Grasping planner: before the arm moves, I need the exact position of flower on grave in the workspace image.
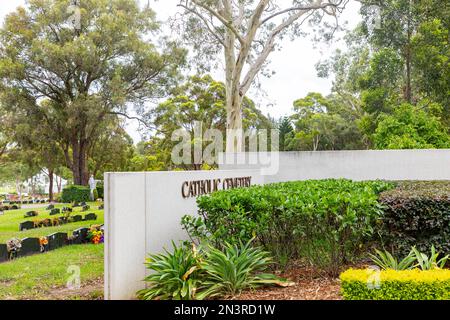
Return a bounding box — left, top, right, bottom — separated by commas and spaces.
39, 237, 48, 246
6, 238, 22, 252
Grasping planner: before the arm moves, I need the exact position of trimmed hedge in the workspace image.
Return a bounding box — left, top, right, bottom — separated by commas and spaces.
340, 268, 450, 300
61, 185, 91, 203
378, 181, 450, 256
184, 179, 393, 275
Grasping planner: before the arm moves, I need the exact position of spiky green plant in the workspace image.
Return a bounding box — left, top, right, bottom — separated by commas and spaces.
137, 242, 203, 300
411, 245, 449, 270
196, 240, 289, 299
369, 249, 416, 270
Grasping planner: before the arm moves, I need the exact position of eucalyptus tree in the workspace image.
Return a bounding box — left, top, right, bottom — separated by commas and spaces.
0, 0, 185, 185
177, 0, 349, 151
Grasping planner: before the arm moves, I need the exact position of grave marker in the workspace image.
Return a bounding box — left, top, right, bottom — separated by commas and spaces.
47, 233, 68, 250
17, 238, 40, 257
19, 221, 35, 231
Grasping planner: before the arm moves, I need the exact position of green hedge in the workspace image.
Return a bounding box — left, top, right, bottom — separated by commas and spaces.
340, 268, 450, 300
183, 179, 393, 275
378, 181, 450, 256
61, 185, 91, 203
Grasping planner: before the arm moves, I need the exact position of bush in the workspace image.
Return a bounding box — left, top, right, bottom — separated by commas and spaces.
377, 181, 450, 256
183, 179, 393, 275
137, 242, 205, 300
96, 182, 104, 199
340, 268, 450, 300
137, 240, 284, 300
197, 240, 287, 299
61, 185, 91, 203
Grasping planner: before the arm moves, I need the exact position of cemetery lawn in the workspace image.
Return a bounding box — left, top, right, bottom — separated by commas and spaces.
0, 244, 104, 300
0, 202, 104, 242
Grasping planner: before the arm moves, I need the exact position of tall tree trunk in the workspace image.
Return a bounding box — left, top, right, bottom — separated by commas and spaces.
48, 169, 54, 202
225, 86, 244, 153
71, 140, 89, 186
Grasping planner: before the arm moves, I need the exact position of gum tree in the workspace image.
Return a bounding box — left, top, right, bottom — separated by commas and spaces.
0, 0, 185, 185
177, 0, 348, 151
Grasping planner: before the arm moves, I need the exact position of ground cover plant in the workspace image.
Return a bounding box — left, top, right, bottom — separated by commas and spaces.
137, 240, 288, 300
183, 179, 394, 275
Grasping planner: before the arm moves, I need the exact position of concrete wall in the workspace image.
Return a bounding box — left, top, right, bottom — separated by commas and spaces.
219, 150, 450, 182
104, 170, 264, 300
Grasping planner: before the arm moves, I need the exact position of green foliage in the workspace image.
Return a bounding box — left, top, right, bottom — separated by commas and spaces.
369, 249, 416, 271
289, 93, 366, 151
137, 242, 202, 300
137, 240, 283, 300
197, 240, 284, 299
340, 268, 450, 300
61, 185, 91, 203
377, 181, 450, 256
183, 179, 393, 275
96, 183, 104, 200
373, 103, 450, 149
411, 245, 449, 271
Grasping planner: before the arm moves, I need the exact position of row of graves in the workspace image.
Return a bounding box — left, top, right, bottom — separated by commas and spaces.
0, 202, 104, 263
0, 198, 50, 212
0, 224, 104, 262
19, 203, 98, 231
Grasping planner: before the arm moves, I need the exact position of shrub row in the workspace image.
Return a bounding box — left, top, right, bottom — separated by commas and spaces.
61, 185, 91, 203
340, 268, 450, 300
183, 179, 393, 275
378, 181, 450, 256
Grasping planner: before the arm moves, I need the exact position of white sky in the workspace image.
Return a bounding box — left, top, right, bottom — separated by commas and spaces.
0, 0, 363, 142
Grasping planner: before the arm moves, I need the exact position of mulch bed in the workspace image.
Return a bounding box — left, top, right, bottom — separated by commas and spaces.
234, 264, 343, 300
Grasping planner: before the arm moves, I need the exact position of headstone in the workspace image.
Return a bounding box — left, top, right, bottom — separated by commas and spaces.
19, 221, 35, 231
98, 204, 104, 210
82, 205, 90, 211
84, 213, 97, 221
47, 232, 68, 251
49, 208, 61, 215
62, 207, 73, 212
24, 211, 38, 218
72, 227, 89, 244
80, 201, 87, 206
17, 238, 40, 257
58, 216, 68, 224
72, 215, 83, 222
0, 244, 8, 262
46, 204, 55, 210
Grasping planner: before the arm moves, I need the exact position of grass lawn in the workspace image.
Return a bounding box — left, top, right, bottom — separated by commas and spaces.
0, 244, 104, 300
0, 202, 105, 300
0, 202, 104, 242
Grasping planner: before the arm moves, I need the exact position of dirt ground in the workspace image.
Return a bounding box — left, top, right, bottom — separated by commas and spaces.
235, 265, 342, 300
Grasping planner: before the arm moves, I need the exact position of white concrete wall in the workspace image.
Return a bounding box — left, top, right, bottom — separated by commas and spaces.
104, 170, 264, 300
219, 150, 450, 182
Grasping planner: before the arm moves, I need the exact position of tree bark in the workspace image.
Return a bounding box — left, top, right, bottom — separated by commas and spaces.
48, 169, 54, 202
71, 139, 89, 186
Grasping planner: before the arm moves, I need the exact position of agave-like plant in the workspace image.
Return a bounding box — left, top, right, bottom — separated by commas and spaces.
411, 245, 449, 270
196, 239, 291, 299
137, 242, 203, 300
369, 248, 416, 270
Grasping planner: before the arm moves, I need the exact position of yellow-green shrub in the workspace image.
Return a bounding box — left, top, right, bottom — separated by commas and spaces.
340, 268, 450, 300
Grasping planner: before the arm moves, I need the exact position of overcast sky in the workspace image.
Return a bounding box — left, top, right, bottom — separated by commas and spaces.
0, 0, 363, 142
